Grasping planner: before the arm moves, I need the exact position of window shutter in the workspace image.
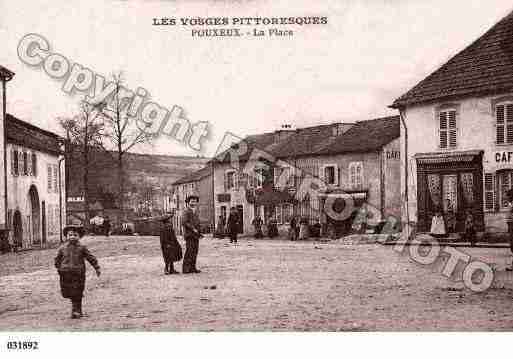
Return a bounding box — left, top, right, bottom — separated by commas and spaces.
32, 153, 37, 177
439, 112, 448, 148
48, 164, 52, 191
13, 150, 19, 176
22, 152, 28, 175
497, 105, 505, 144
234, 171, 239, 189
337, 167, 341, 186
357, 163, 363, 188
448, 111, 457, 148
18, 150, 22, 175
53, 165, 58, 192
223, 172, 227, 191
484, 173, 495, 211
506, 104, 513, 144
27, 153, 32, 176
10, 149, 14, 175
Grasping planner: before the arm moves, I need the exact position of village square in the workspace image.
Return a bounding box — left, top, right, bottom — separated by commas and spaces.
2, 2, 513, 332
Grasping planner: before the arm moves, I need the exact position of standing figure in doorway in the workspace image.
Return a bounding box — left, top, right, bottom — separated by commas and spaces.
181, 195, 203, 274
430, 209, 446, 239
103, 216, 111, 237
227, 207, 240, 243
462, 209, 476, 246
445, 199, 456, 233
216, 213, 226, 238
252, 215, 264, 238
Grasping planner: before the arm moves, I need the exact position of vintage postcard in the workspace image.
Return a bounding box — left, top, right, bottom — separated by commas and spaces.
1, 0, 513, 356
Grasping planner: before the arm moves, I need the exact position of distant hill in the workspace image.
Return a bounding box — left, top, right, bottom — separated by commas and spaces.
66, 148, 209, 207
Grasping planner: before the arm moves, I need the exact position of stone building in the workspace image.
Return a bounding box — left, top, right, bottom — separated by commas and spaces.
391, 10, 513, 234
212, 116, 400, 236
1, 65, 66, 249
171, 165, 214, 235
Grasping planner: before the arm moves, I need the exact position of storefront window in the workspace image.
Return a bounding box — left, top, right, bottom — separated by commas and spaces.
499, 170, 513, 208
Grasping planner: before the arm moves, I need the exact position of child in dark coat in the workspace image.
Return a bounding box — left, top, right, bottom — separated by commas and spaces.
463, 209, 476, 246
55, 226, 101, 319
160, 216, 182, 274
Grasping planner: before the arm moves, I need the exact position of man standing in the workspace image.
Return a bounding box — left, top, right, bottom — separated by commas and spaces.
227, 207, 240, 243
181, 195, 202, 274
103, 216, 111, 237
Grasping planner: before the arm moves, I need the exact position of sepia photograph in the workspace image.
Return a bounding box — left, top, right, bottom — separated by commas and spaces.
1, 0, 513, 356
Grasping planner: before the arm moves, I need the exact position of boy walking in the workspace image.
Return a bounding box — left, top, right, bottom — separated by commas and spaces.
55, 225, 101, 319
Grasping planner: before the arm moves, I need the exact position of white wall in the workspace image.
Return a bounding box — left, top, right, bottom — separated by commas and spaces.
7, 143, 65, 247
401, 93, 513, 232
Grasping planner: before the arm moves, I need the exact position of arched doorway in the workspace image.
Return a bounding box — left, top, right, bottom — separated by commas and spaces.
28, 185, 41, 245
13, 210, 22, 248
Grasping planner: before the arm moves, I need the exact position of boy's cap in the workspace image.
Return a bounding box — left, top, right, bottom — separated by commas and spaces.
63, 225, 85, 238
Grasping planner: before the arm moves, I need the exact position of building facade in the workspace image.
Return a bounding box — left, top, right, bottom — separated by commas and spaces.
171, 165, 214, 235
0, 66, 65, 250
212, 117, 401, 236
392, 11, 513, 234
6, 114, 66, 248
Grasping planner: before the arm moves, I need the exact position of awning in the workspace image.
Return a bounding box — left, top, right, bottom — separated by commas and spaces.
251, 186, 296, 206
414, 150, 483, 165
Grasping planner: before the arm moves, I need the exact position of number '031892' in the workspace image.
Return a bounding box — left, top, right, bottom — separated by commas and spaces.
6, 341, 39, 350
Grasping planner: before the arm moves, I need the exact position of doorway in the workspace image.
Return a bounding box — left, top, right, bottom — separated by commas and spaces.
13, 210, 22, 248
28, 185, 41, 245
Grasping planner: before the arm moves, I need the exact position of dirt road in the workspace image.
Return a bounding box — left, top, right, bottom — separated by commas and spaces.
1, 235, 513, 331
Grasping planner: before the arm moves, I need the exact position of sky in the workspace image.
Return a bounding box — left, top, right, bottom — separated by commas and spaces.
1, 0, 513, 158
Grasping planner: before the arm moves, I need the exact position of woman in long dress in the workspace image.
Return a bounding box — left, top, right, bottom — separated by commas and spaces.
430, 210, 446, 238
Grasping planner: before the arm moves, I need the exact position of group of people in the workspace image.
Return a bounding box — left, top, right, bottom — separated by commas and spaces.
430, 207, 476, 245
215, 207, 241, 243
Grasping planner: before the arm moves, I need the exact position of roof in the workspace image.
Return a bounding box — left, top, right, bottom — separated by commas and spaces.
269, 124, 341, 157
212, 131, 284, 164
315, 116, 400, 155
6, 114, 62, 155
0, 65, 14, 81
213, 117, 399, 164
392, 10, 513, 108
173, 165, 212, 185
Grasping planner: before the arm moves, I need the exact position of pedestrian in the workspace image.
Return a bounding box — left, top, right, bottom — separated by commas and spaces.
463, 209, 476, 246
54, 225, 101, 319
430, 209, 446, 239
160, 215, 182, 274
445, 199, 456, 233
216, 213, 226, 238
267, 218, 278, 238
311, 219, 321, 238
103, 216, 111, 237
181, 195, 203, 274
252, 215, 263, 238
227, 206, 240, 243
289, 216, 297, 241
299, 217, 309, 240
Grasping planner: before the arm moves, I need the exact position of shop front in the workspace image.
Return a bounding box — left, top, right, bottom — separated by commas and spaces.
319, 189, 368, 238
415, 150, 484, 233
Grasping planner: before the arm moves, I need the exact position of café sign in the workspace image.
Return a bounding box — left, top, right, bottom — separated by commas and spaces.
494, 151, 513, 164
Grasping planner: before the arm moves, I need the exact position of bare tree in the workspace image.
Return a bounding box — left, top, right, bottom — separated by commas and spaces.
59, 101, 104, 230
99, 72, 154, 219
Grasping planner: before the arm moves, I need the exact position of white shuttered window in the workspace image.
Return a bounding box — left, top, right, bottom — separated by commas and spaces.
439, 109, 457, 149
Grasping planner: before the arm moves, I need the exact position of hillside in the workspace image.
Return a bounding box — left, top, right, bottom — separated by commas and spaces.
66, 148, 209, 206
